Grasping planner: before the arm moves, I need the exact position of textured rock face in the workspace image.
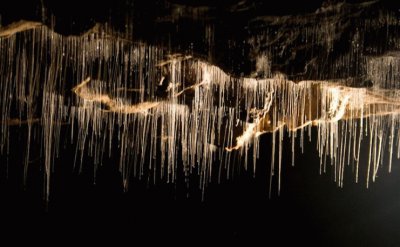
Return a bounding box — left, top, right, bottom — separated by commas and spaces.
0, 1, 400, 201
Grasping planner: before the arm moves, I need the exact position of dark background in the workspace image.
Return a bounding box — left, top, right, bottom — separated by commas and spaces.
2, 127, 400, 246
1, 1, 400, 245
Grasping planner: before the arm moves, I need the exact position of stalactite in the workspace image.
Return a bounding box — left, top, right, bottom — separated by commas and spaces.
0, 12, 400, 201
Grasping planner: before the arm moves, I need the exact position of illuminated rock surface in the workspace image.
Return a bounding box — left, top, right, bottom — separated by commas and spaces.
1, 1, 400, 201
